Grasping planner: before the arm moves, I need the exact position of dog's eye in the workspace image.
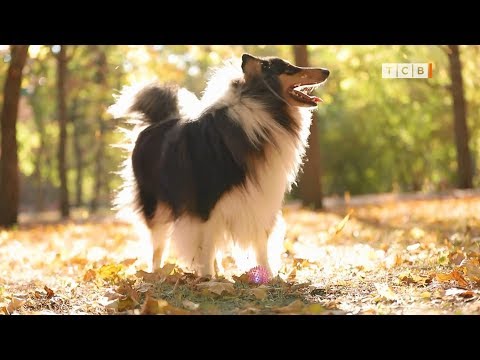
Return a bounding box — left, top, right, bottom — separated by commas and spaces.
261, 61, 270, 72
284, 66, 299, 75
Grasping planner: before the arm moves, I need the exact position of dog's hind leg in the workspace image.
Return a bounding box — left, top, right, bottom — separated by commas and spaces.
148, 204, 174, 270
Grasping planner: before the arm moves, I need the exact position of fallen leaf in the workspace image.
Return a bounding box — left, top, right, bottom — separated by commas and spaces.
117, 282, 140, 304
196, 281, 235, 295
451, 270, 469, 288
135, 270, 161, 284
330, 211, 353, 235
436, 272, 454, 282
304, 303, 325, 315
97, 264, 125, 282
375, 283, 397, 301
182, 300, 199, 311
232, 273, 250, 284
6, 297, 26, 314
83, 269, 96, 282
274, 300, 305, 314
461, 258, 480, 283
121, 258, 137, 266
251, 286, 268, 300
458, 290, 475, 299
135, 282, 153, 293
398, 271, 430, 285
44, 286, 54, 299
420, 291, 431, 299
141, 296, 168, 315
141, 296, 189, 315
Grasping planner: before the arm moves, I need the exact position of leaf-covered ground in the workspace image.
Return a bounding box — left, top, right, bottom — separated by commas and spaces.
1, 193, 480, 315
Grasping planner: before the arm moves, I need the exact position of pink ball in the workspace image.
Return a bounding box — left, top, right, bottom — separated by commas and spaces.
247, 266, 270, 284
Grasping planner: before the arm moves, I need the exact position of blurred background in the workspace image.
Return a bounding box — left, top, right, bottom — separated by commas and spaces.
0, 45, 478, 227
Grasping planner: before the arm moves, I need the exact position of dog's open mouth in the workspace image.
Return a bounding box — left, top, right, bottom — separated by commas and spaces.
288, 83, 323, 106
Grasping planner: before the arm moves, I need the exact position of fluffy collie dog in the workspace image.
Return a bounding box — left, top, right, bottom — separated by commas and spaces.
111, 54, 329, 276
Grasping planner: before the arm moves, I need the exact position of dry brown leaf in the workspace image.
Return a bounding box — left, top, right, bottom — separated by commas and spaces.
398, 271, 430, 285
274, 300, 305, 314
6, 297, 26, 314
182, 299, 200, 311
141, 296, 190, 315
436, 272, 454, 282
121, 258, 137, 266
117, 282, 140, 304
44, 286, 54, 299
232, 273, 250, 284
141, 296, 169, 315
462, 258, 480, 283
135, 270, 161, 283
196, 281, 235, 295
451, 270, 469, 288
83, 269, 96, 282
458, 290, 475, 298
251, 286, 268, 300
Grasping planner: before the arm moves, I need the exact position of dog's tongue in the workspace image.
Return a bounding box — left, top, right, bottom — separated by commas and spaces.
312, 96, 322, 103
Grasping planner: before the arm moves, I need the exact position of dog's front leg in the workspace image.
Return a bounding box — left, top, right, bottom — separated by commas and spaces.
254, 211, 286, 276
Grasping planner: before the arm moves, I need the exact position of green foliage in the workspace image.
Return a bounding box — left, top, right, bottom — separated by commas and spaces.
2, 45, 479, 211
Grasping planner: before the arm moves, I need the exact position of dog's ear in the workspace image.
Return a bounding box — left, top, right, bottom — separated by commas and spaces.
241, 53, 262, 81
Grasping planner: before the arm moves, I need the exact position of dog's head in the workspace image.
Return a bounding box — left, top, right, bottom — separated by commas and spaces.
241, 53, 329, 107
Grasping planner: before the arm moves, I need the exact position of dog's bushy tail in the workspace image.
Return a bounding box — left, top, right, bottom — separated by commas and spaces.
109, 82, 179, 124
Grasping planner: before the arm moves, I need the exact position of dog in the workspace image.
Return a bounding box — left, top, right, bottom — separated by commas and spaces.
110, 53, 329, 276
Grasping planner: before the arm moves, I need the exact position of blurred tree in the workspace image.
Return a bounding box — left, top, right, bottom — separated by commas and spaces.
293, 45, 323, 209
55, 45, 70, 218
447, 45, 473, 189
90, 45, 108, 212
0, 45, 29, 227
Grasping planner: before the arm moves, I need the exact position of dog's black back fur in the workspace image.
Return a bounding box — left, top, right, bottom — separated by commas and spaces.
133, 105, 265, 222
130, 61, 300, 223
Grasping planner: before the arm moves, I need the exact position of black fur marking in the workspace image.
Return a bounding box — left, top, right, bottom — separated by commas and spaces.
130, 83, 179, 123
132, 106, 263, 222
129, 56, 306, 224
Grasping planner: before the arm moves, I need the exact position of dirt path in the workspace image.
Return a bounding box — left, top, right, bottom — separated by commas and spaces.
1, 195, 479, 315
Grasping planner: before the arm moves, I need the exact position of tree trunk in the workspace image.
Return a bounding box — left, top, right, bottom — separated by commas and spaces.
71, 100, 84, 207
32, 107, 46, 212
0, 45, 29, 228
90, 123, 105, 212
56, 45, 70, 218
90, 46, 108, 213
447, 45, 473, 189
293, 45, 323, 209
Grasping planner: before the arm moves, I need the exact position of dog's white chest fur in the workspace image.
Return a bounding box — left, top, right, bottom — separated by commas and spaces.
167, 94, 314, 275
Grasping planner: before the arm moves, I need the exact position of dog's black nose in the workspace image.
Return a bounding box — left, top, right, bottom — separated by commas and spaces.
322, 69, 330, 78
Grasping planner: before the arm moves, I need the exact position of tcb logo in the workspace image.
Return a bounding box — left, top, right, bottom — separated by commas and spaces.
382, 63, 433, 78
